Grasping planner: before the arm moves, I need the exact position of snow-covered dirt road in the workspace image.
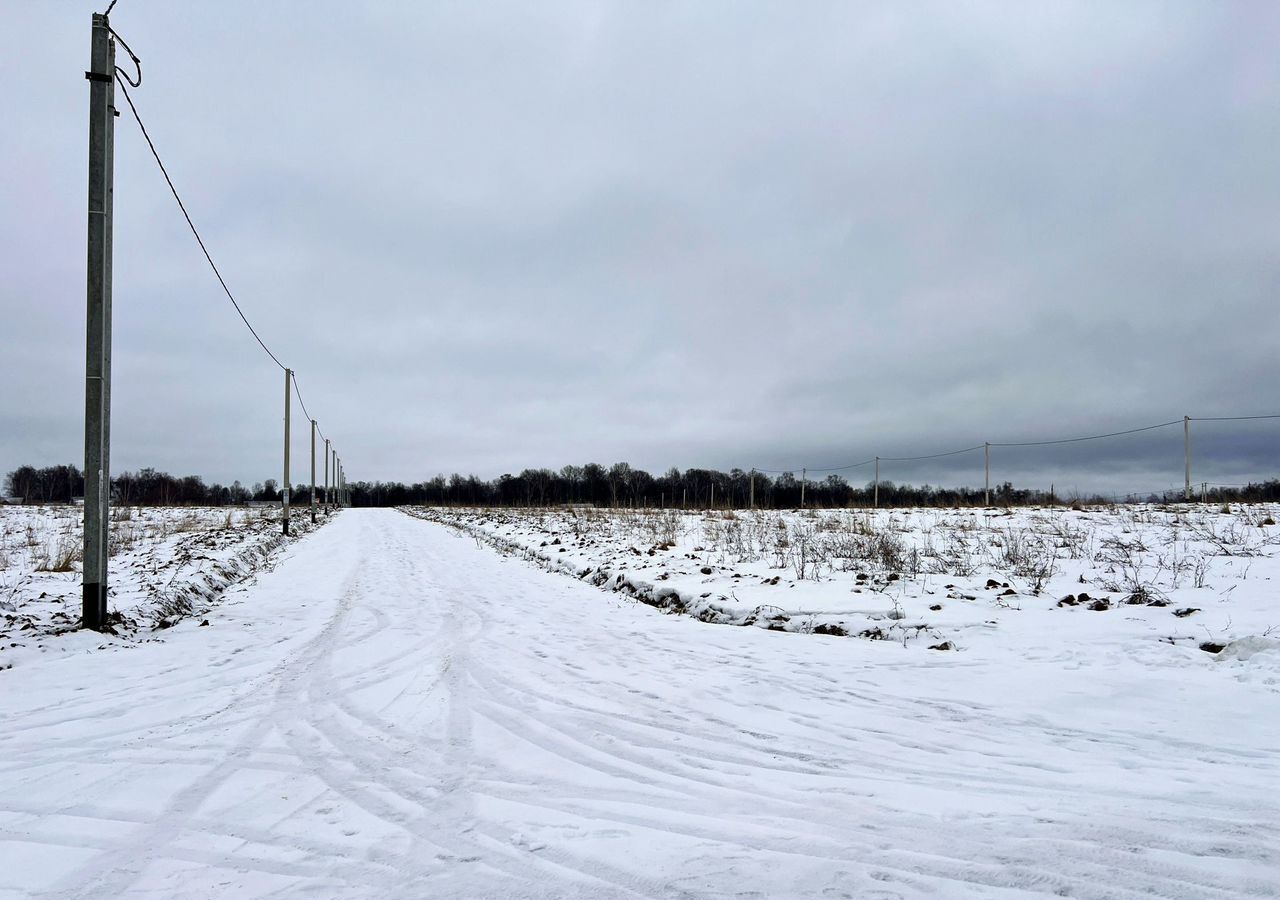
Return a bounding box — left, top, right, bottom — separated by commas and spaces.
1, 509, 1275, 899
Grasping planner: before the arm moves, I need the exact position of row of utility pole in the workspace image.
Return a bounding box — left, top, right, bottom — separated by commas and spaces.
82, 13, 348, 631
281, 368, 347, 536
750, 416, 1200, 511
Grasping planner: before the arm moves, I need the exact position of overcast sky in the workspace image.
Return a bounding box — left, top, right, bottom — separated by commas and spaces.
3, 1, 1278, 495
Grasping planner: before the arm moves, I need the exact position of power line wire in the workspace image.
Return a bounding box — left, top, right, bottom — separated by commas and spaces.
107, 25, 141, 86
990, 419, 1181, 448
1190, 414, 1280, 422
106, 29, 350, 498
882, 445, 985, 462
753, 413, 1280, 475
114, 76, 287, 372
808, 458, 877, 472
755, 458, 876, 474
292, 374, 329, 443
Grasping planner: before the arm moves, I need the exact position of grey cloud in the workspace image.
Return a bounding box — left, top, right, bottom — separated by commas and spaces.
2, 1, 1277, 494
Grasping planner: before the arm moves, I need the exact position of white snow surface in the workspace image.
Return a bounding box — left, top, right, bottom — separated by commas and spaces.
0, 507, 1276, 899
410, 504, 1280, 656
1, 505, 321, 669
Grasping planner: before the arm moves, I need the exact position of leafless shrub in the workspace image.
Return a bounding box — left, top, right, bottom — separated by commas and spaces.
1184, 516, 1267, 557
994, 526, 1058, 594
109, 522, 140, 556
791, 523, 821, 580
1192, 555, 1210, 588
1044, 517, 1089, 560
35, 534, 80, 572
1096, 537, 1166, 599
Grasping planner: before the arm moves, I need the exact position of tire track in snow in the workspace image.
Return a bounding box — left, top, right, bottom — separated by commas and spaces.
6, 509, 1277, 899
279, 521, 679, 899
33, 558, 371, 897
404, 513, 1279, 900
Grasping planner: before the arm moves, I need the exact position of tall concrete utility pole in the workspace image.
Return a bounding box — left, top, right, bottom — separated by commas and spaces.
1184, 416, 1192, 501
310, 419, 317, 523
282, 368, 291, 535
82, 13, 115, 631
984, 442, 991, 506
323, 438, 331, 513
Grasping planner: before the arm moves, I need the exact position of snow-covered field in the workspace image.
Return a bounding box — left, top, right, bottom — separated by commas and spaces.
0, 505, 322, 669
1, 507, 1276, 899
410, 503, 1280, 659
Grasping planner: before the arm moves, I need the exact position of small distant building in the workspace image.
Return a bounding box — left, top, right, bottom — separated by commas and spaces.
0, 496, 22, 506
72, 497, 85, 507
245, 500, 283, 509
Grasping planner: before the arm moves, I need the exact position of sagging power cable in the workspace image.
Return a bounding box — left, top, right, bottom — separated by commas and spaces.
110, 28, 344, 465
114, 75, 288, 372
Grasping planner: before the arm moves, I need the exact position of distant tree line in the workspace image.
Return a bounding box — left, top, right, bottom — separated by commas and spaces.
343, 466, 1280, 509
7, 462, 1279, 509
3, 464, 335, 507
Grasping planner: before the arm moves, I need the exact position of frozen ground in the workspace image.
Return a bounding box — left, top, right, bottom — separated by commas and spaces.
0, 505, 321, 669
412, 504, 1280, 658
0, 507, 1276, 899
